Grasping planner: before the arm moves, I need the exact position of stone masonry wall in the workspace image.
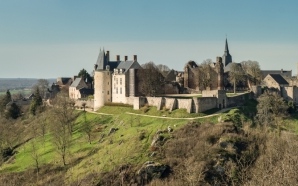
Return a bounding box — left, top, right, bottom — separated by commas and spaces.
195, 97, 217, 113
146, 97, 164, 110
227, 93, 251, 107
131, 91, 252, 113
165, 98, 177, 111
177, 99, 193, 113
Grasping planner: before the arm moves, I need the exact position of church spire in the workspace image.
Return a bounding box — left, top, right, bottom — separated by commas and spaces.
224, 38, 229, 54
222, 38, 232, 66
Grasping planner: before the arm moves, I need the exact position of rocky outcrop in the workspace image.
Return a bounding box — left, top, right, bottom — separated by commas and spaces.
137, 161, 168, 180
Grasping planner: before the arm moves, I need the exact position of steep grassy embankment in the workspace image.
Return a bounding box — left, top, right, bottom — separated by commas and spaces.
2, 101, 298, 185
0, 106, 218, 185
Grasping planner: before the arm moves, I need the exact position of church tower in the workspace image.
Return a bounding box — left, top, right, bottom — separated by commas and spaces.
222, 38, 232, 66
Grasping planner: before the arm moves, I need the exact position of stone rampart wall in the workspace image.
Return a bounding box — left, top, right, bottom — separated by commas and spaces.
227, 93, 251, 107
177, 99, 193, 113
165, 98, 177, 111
195, 97, 217, 113
146, 97, 164, 110
129, 91, 253, 113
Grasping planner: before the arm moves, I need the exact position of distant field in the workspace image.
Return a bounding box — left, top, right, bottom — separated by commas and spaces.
0, 78, 55, 92
0, 89, 32, 96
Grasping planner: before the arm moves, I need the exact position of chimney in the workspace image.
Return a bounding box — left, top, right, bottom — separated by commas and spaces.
125, 56, 128, 61
281, 69, 284, 74
106, 51, 110, 62
133, 55, 137, 62
116, 55, 120, 61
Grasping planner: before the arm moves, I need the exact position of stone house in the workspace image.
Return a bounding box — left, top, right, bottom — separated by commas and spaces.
263, 74, 289, 90
69, 77, 89, 99
262, 74, 298, 104
261, 69, 292, 79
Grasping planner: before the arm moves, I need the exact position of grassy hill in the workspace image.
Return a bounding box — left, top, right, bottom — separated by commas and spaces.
1, 103, 298, 185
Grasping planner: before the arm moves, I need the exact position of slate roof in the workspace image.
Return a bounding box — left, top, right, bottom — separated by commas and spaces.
116, 60, 142, 73
79, 88, 94, 95
224, 62, 241, 73
268, 74, 289, 85
70, 78, 82, 88
116, 61, 134, 72
95, 50, 120, 71
108, 61, 121, 71
261, 70, 292, 78
57, 77, 72, 85
95, 50, 108, 70
222, 38, 232, 66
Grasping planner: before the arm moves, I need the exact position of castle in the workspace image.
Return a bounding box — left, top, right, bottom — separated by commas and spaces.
93, 50, 142, 110
91, 40, 236, 112
69, 38, 296, 112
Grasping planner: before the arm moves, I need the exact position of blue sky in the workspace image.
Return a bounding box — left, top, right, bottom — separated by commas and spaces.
0, 0, 298, 78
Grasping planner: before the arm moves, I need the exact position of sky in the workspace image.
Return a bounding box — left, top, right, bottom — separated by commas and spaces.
0, 0, 298, 78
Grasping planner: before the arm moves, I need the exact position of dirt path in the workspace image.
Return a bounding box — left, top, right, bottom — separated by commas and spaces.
125, 107, 235, 120
83, 107, 235, 120
124, 112, 219, 120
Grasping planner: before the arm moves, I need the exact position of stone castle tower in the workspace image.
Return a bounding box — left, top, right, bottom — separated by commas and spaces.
222, 38, 232, 66
215, 57, 224, 90
93, 49, 114, 110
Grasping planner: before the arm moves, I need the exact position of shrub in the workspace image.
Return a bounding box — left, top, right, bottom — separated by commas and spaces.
140, 104, 149, 113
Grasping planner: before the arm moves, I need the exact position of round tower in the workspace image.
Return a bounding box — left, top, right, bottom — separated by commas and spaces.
94, 70, 112, 111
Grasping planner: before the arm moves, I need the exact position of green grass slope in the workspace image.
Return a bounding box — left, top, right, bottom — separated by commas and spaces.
0, 106, 218, 185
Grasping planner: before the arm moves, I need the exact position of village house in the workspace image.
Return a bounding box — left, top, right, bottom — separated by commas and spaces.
69, 77, 92, 99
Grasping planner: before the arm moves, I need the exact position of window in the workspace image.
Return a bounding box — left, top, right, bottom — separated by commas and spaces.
108, 82, 109, 85
120, 78, 122, 85
116, 88, 118, 94
116, 78, 118, 85
120, 87, 122, 94
107, 91, 109, 95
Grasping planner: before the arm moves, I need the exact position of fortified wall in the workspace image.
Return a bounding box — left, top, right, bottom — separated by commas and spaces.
132, 90, 252, 113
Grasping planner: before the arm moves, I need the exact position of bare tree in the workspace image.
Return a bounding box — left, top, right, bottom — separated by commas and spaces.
256, 90, 288, 129
81, 102, 87, 112
32, 79, 49, 99
30, 138, 40, 174
156, 64, 170, 72
49, 93, 76, 166
228, 63, 246, 93
241, 60, 262, 88
82, 112, 92, 144
38, 113, 47, 145
137, 62, 165, 96
199, 60, 213, 90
